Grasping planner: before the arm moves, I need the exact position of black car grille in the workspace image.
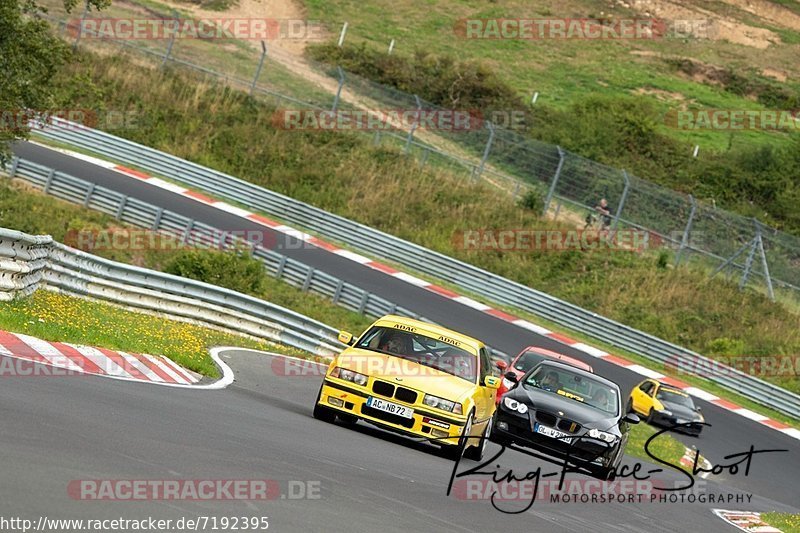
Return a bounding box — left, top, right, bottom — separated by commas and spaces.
557, 419, 582, 433
535, 411, 581, 434
395, 387, 418, 404
371, 380, 418, 405
372, 380, 395, 397
361, 405, 415, 428
536, 411, 557, 427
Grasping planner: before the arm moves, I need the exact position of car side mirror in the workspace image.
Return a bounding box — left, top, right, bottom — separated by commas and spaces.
495, 360, 508, 371
484, 376, 500, 389
338, 331, 355, 346
504, 371, 518, 383
623, 413, 640, 424
696, 406, 702, 412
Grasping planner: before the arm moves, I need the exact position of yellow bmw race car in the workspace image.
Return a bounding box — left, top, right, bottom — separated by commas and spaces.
627, 379, 705, 436
313, 315, 500, 460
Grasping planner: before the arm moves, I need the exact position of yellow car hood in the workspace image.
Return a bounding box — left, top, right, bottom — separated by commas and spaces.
336, 348, 477, 403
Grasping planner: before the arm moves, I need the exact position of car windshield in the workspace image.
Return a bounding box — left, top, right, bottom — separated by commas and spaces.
523, 365, 618, 415
513, 351, 545, 373
656, 389, 695, 409
355, 326, 477, 382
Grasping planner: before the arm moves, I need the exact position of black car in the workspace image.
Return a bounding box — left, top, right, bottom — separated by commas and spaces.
491, 360, 639, 480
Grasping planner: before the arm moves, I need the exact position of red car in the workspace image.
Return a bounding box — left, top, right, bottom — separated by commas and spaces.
494, 346, 594, 404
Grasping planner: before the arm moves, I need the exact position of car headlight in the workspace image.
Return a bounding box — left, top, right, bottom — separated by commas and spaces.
657, 409, 673, 417
694, 412, 704, 422
331, 367, 368, 386
503, 396, 528, 414
423, 394, 459, 413
588, 428, 617, 443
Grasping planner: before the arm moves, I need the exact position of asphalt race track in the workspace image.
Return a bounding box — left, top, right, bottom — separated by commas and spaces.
1, 349, 797, 532
7, 142, 800, 526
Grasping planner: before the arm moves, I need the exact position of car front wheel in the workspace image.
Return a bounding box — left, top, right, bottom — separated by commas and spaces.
312, 384, 336, 422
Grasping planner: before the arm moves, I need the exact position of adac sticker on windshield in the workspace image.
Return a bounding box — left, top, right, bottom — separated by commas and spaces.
437, 335, 462, 347
393, 323, 417, 332
557, 390, 585, 402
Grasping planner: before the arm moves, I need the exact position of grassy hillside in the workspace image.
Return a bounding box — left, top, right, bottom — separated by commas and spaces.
30, 49, 800, 395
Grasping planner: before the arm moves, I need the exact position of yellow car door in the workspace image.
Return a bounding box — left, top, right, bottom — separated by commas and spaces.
632, 380, 655, 414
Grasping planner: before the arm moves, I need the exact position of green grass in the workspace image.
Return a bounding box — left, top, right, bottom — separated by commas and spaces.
0, 290, 304, 377
763, 512, 800, 533
625, 421, 690, 467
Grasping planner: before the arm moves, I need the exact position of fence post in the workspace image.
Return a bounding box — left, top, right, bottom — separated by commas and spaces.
332, 66, 345, 112
337, 22, 348, 47
162, 10, 179, 68
405, 95, 422, 154
250, 41, 267, 96
611, 170, 631, 236
739, 235, 758, 290
543, 146, 564, 215
755, 220, 776, 301
675, 194, 697, 266
388, 39, 395, 54
472, 121, 495, 181
72, 0, 89, 51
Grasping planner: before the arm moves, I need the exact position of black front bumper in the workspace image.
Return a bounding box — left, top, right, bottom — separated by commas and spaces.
493, 409, 619, 469
650, 412, 703, 435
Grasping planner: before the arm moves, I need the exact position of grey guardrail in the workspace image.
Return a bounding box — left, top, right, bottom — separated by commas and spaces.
24, 119, 800, 419
0, 226, 345, 356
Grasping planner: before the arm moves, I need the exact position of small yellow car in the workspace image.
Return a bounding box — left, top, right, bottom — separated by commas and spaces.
313, 315, 500, 459
627, 379, 705, 436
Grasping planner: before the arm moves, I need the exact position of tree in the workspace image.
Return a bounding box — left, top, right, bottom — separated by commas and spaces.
0, 0, 108, 165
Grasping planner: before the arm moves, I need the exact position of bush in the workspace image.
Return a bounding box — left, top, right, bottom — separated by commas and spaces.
163, 248, 267, 295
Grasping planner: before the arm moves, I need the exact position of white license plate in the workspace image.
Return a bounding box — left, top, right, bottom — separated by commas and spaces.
367, 397, 413, 419
534, 422, 572, 443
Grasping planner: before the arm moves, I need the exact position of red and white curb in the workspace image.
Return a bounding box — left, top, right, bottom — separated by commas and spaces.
32, 144, 800, 439
679, 446, 713, 479
0, 330, 201, 386
712, 509, 784, 532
